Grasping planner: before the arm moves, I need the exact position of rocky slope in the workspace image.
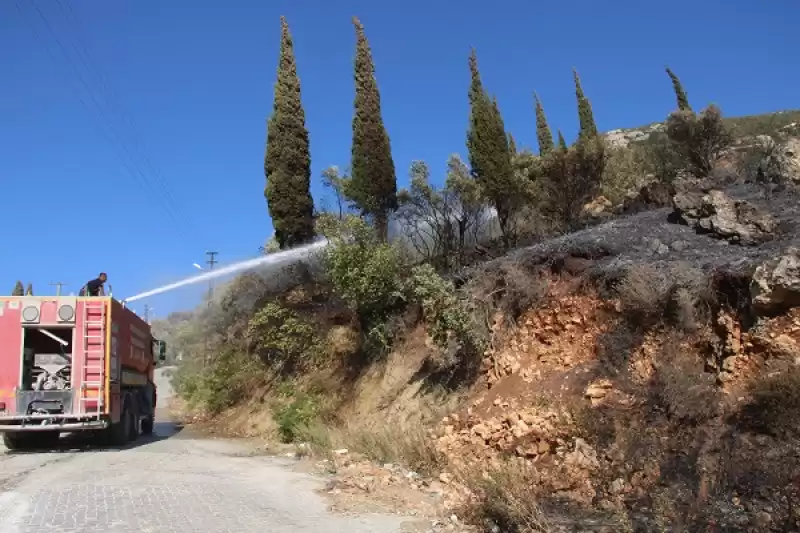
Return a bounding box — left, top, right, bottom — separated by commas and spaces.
428, 174, 800, 530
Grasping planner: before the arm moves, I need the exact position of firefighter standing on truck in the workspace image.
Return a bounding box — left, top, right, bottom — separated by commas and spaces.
80, 272, 108, 296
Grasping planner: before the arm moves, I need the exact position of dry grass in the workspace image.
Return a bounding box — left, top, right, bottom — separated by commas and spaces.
616, 263, 713, 331
653, 341, 721, 423
740, 366, 800, 439
459, 459, 554, 533
331, 422, 446, 477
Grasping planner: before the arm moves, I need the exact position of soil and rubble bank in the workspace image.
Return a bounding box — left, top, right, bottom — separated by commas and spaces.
176, 177, 800, 532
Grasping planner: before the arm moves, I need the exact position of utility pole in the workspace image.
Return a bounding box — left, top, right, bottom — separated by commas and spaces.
144, 304, 151, 324
49, 281, 67, 296
205, 251, 218, 306
203, 251, 218, 369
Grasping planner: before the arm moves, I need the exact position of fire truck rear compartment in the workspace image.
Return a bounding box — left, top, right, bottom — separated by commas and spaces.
19, 326, 75, 418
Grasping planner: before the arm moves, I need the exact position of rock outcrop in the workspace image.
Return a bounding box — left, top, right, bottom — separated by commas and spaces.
672, 189, 777, 245
751, 247, 800, 315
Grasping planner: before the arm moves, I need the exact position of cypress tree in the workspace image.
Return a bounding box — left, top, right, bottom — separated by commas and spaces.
534, 92, 554, 156
12, 281, 23, 296
665, 67, 692, 112
573, 68, 598, 139
348, 17, 397, 242
466, 49, 517, 247
508, 133, 517, 155
557, 130, 568, 152
264, 16, 315, 249
25, 283, 33, 296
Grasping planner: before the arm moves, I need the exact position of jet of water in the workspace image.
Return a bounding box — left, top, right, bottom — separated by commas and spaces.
124, 240, 329, 303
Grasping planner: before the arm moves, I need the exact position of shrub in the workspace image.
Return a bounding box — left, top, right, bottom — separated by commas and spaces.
653, 341, 720, 423
665, 105, 733, 178
246, 302, 321, 369
272, 393, 322, 443
395, 158, 487, 271
316, 214, 406, 332
178, 349, 262, 414
615, 264, 713, 331
540, 135, 605, 231
405, 264, 485, 358
461, 459, 554, 533
737, 134, 792, 188
636, 131, 681, 184
336, 422, 446, 477
498, 263, 548, 319
601, 145, 653, 205
615, 265, 672, 327
741, 367, 800, 439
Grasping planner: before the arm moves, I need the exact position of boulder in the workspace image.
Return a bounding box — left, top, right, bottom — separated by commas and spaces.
672, 189, 777, 245
751, 248, 800, 315
781, 137, 800, 183
618, 180, 675, 215
582, 195, 613, 218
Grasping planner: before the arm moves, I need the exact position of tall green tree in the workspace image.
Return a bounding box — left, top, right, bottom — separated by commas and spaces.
264, 16, 315, 249
665, 67, 692, 112
557, 130, 568, 152
540, 71, 605, 232
466, 49, 518, 247
573, 68, 598, 139
508, 133, 518, 155
534, 92, 554, 156
12, 281, 23, 296
347, 17, 397, 242
25, 283, 33, 296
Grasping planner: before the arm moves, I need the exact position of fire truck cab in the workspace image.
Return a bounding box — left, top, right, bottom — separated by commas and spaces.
0, 295, 166, 450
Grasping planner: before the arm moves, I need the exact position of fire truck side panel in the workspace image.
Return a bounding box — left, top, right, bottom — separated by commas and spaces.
111, 299, 153, 375
0, 300, 22, 416
107, 299, 155, 425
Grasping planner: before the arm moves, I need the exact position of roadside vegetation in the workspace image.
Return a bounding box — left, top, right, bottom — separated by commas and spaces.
154, 15, 800, 533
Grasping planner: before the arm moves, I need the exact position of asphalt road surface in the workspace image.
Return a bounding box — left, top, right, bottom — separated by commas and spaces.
0, 368, 408, 533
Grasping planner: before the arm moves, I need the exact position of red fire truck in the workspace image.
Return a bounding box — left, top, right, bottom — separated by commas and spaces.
0, 295, 166, 450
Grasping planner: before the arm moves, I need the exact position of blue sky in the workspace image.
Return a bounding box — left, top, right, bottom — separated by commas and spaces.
1, 0, 796, 318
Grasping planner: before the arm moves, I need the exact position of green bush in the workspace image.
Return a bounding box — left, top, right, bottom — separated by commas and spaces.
316, 213, 406, 335
406, 264, 484, 356
601, 145, 651, 204
177, 349, 262, 414
272, 393, 322, 443
665, 105, 733, 178
246, 302, 320, 368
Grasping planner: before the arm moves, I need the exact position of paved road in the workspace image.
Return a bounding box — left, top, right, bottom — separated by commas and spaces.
0, 372, 408, 532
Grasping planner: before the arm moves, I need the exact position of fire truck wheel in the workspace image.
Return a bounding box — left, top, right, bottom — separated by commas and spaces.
128, 401, 140, 442
107, 404, 131, 446
141, 416, 154, 435
2, 431, 33, 451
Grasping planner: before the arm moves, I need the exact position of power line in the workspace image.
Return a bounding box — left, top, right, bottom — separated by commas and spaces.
16, 0, 199, 247
52, 0, 196, 235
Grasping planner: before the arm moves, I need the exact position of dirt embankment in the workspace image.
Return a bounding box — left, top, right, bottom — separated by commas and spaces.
179, 179, 800, 531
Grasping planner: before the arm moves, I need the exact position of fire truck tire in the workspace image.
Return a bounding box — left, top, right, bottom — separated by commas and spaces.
107, 404, 131, 446
2, 431, 33, 451
141, 416, 154, 435
128, 401, 140, 442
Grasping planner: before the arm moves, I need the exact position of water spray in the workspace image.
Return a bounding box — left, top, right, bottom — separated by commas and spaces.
123, 239, 329, 303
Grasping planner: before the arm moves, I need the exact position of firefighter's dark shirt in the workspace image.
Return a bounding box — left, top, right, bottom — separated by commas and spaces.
85, 278, 104, 296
